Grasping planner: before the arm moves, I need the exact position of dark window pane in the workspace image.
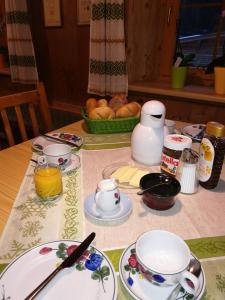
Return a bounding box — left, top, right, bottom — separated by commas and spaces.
177, 0, 225, 68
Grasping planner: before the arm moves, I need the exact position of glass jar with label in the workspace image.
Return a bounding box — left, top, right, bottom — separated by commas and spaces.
160, 134, 192, 176
199, 121, 225, 189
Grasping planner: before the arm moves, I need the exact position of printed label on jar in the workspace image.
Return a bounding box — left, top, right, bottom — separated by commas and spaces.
199, 137, 215, 182
161, 153, 179, 176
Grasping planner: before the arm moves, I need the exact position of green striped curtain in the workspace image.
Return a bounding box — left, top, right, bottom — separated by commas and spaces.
88, 0, 128, 96
5, 0, 38, 84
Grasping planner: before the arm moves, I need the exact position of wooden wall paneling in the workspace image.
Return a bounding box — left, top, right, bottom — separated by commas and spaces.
128, 91, 225, 124
29, 0, 90, 108
0, 1, 7, 48
126, 0, 165, 83
28, 1, 53, 100
159, 0, 180, 79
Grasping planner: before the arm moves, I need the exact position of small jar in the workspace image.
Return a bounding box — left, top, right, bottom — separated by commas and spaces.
161, 134, 192, 176
176, 148, 199, 194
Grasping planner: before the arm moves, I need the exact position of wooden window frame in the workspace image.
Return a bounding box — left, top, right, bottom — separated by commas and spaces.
159, 0, 225, 87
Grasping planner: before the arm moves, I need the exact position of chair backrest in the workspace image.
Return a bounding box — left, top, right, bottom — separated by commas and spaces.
0, 82, 52, 147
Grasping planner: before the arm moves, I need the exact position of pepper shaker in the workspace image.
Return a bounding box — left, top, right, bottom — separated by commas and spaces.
176, 148, 199, 194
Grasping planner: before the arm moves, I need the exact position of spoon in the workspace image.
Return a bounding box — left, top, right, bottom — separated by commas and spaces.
166, 258, 202, 300
137, 182, 171, 195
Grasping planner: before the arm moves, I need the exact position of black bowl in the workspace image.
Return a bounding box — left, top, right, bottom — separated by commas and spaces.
139, 173, 181, 210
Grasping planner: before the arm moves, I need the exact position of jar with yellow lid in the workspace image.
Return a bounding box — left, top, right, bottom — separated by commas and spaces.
199, 121, 225, 189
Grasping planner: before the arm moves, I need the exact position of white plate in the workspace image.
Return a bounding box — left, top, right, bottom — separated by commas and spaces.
0, 240, 117, 300
119, 243, 205, 300
181, 124, 206, 142
32, 132, 83, 152
84, 192, 133, 224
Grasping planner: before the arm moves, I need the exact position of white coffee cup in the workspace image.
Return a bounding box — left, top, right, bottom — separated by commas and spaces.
136, 230, 200, 295
95, 178, 120, 213
43, 143, 72, 170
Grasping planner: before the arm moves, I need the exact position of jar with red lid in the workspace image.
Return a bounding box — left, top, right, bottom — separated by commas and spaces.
160, 134, 192, 176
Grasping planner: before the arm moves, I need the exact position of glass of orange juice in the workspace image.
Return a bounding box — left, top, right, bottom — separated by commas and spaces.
34, 164, 63, 201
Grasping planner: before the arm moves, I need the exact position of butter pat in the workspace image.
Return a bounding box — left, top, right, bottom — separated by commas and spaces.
110, 166, 130, 180
117, 167, 138, 183
111, 165, 149, 186
129, 170, 149, 187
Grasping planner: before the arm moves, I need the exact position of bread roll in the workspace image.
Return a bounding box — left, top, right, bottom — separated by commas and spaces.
88, 106, 115, 119
116, 101, 141, 118
109, 94, 127, 111
97, 99, 108, 107
86, 98, 97, 113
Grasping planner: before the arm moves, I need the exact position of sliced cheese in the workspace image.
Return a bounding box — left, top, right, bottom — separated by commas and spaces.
117, 167, 138, 183
110, 165, 130, 180
129, 170, 149, 187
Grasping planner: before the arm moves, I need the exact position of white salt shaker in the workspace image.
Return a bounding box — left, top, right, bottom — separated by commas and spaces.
176, 148, 199, 194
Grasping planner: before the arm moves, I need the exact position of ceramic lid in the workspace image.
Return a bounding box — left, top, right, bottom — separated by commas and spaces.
164, 134, 192, 151
140, 100, 166, 128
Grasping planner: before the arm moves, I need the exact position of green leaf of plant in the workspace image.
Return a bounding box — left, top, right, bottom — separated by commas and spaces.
76, 263, 85, 271
131, 249, 136, 254
92, 271, 101, 280
89, 247, 96, 254
56, 250, 66, 259
124, 265, 130, 271
58, 243, 67, 251
100, 266, 110, 277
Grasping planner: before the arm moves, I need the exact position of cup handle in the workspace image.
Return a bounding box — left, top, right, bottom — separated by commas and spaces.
95, 191, 101, 205
180, 270, 200, 295
37, 156, 47, 166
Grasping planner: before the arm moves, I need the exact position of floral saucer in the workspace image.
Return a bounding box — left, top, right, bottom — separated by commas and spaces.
119, 243, 206, 300
0, 240, 117, 300
32, 132, 83, 153
62, 154, 80, 174
84, 192, 133, 224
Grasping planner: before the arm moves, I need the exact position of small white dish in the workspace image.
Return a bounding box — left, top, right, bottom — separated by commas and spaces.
0, 240, 117, 300
32, 132, 83, 153
119, 243, 206, 300
84, 192, 132, 224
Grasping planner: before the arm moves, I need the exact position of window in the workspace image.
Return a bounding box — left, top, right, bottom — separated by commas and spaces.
177, 0, 225, 69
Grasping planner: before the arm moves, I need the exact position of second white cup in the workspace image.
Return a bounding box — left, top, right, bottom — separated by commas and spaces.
95, 178, 120, 213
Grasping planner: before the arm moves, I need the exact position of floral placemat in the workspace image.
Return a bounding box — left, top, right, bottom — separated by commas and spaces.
0, 158, 83, 265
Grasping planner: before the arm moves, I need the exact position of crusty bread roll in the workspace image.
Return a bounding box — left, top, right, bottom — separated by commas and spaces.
97, 99, 108, 107
115, 101, 141, 118
109, 94, 127, 111
88, 106, 115, 119
86, 98, 97, 113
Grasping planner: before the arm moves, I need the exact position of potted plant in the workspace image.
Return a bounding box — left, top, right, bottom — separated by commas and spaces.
171, 53, 195, 89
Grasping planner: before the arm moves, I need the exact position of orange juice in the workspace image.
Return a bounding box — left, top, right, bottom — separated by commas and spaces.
34, 165, 62, 200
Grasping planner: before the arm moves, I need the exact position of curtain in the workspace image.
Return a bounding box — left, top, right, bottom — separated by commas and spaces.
5, 0, 38, 84
88, 0, 128, 97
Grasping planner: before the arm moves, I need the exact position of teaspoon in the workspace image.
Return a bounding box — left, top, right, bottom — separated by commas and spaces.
166, 258, 202, 300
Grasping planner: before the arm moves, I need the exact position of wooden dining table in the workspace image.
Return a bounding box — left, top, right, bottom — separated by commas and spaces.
0, 119, 225, 299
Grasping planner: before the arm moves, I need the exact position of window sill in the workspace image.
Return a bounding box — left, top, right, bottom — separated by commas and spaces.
129, 81, 225, 105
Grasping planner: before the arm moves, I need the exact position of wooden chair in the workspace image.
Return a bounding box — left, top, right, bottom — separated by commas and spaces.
0, 82, 52, 147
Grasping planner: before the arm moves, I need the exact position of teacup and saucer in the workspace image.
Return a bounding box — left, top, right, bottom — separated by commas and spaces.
119, 230, 205, 299
84, 178, 132, 224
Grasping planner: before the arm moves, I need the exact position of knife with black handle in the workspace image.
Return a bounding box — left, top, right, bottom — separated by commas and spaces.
24, 232, 96, 300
